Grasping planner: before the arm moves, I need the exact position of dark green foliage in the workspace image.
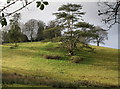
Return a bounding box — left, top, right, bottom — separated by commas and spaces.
8, 25, 22, 46
43, 20, 62, 40
60, 28, 96, 55
40, 4, 44, 10
1, 17, 7, 27
75, 22, 94, 29
2, 31, 9, 43
43, 27, 61, 39
2, 30, 28, 43
51, 37, 63, 42
54, 3, 85, 26
36, 1, 49, 10
54, 3, 87, 55
8, 13, 24, 46
36, 1, 41, 7
20, 34, 29, 42
36, 21, 45, 41
43, 1, 49, 5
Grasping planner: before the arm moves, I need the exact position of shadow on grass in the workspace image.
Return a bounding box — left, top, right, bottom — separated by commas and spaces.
2, 72, 119, 88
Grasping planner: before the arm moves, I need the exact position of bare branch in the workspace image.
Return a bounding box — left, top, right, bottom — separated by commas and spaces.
5, 0, 36, 17
98, 1, 120, 29
0, 0, 19, 12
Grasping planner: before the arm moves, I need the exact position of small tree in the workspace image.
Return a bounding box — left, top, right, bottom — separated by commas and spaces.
54, 3, 85, 55
92, 26, 108, 46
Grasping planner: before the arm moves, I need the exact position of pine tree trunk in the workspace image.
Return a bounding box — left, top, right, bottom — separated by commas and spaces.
97, 42, 99, 46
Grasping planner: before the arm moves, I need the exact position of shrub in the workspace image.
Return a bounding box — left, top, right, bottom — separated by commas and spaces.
70, 56, 84, 63
43, 54, 61, 60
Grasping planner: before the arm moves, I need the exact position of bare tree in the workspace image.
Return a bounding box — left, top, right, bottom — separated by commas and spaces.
98, 1, 120, 30
92, 26, 108, 46
23, 19, 38, 42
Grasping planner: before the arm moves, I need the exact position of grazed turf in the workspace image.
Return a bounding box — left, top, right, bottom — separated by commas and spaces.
2, 42, 119, 87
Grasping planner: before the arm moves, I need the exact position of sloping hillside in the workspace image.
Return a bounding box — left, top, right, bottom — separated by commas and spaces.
2, 42, 119, 88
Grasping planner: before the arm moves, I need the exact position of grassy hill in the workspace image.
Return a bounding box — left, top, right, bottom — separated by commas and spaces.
2, 42, 119, 88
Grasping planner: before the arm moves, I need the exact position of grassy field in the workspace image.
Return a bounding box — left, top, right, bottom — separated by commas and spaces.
2, 42, 119, 88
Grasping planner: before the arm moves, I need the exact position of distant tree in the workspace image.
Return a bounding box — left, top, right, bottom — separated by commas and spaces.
2, 13, 28, 43
36, 20, 45, 41
2, 31, 9, 43
92, 26, 108, 46
8, 23, 22, 46
20, 34, 29, 42
74, 22, 96, 44
98, 1, 120, 29
54, 3, 85, 55
23, 19, 38, 42
8, 13, 22, 46
2, 28, 28, 44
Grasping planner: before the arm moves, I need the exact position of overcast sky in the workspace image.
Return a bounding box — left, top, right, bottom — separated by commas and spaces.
0, 0, 118, 49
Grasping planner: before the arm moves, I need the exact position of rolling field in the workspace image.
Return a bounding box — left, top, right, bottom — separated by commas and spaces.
2, 42, 119, 88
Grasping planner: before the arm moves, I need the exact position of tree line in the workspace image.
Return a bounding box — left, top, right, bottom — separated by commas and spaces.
2, 3, 108, 55
2, 13, 62, 44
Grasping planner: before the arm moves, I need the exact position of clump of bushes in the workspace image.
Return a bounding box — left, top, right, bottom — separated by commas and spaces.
43, 54, 61, 60
70, 56, 84, 63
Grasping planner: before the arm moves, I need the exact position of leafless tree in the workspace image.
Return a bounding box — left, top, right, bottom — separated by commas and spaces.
23, 19, 38, 42
98, 1, 120, 30
92, 26, 108, 46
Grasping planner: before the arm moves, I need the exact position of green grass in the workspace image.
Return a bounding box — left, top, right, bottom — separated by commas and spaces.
2, 42, 119, 87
